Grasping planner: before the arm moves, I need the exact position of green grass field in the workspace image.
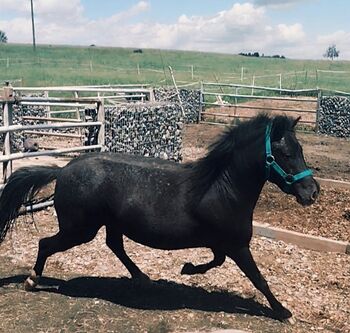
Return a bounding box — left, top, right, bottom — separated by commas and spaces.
1, 44, 350, 91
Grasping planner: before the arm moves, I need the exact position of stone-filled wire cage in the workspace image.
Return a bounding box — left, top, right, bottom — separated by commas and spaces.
317, 96, 350, 138
153, 88, 200, 124
85, 102, 184, 162
0, 103, 26, 153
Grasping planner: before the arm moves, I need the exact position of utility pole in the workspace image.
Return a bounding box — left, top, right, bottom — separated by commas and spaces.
30, 0, 36, 50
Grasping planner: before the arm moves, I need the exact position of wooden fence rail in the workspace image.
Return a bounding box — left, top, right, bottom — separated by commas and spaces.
0, 83, 156, 183
200, 81, 320, 126
0, 121, 102, 134
0, 84, 106, 182
0, 145, 103, 163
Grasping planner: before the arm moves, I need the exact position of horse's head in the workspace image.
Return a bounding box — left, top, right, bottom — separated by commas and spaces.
266, 116, 319, 206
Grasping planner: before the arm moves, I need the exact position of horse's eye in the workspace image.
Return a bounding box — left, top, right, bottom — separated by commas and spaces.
284, 150, 296, 158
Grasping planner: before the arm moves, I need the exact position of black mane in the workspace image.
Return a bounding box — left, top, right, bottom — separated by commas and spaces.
189, 114, 298, 203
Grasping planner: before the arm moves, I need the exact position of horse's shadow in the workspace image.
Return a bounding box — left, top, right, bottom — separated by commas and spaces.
0, 274, 276, 319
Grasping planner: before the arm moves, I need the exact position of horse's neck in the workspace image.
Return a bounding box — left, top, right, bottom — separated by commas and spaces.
229, 165, 266, 210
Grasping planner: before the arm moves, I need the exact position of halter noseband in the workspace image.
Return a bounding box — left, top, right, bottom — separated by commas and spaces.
265, 122, 312, 188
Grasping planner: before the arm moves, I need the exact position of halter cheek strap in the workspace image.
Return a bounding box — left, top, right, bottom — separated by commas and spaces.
265, 123, 313, 187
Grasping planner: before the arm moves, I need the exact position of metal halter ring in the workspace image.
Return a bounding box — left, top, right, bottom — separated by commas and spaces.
285, 174, 295, 184
266, 154, 275, 165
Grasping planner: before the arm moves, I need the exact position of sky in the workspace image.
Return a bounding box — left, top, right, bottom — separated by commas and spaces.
0, 0, 349, 60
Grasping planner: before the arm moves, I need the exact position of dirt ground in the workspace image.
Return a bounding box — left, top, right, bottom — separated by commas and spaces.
0, 215, 349, 333
0, 122, 349, 333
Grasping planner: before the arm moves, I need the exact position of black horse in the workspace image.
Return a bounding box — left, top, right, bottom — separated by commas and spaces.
0, 114, 319, 320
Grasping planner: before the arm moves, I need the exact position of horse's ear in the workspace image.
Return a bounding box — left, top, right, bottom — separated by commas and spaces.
271, 116, 299, 141
271, 127, 284, 142
271, 117, 287, 142
293, 116, 301, 128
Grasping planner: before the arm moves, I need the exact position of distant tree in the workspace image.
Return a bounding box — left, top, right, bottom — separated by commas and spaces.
323, 44, 340, 60
0, 30, 8, 43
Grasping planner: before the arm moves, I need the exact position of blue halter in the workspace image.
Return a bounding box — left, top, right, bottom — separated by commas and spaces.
265, 123, 313, 188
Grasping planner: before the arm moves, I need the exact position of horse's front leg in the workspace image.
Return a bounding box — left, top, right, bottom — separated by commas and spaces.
181, 249, 225, 275
227, 246, 292, 320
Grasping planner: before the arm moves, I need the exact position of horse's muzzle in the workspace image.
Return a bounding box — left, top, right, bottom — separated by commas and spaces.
294, 178, 320, 206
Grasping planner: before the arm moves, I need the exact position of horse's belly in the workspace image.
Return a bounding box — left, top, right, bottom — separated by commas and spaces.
120, 215, 208, 250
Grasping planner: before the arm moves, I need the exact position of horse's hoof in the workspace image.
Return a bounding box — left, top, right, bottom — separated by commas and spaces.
286, 316, 296, 325
24, 270, 39, 291
181, 263, 196, 275
274, 306, 293, 320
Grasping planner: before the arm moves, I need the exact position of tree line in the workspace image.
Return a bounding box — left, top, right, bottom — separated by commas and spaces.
239, 45, 340, 61
239, 52, 286, 59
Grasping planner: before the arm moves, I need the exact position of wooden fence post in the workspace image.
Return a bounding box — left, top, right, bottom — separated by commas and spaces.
2, 84, 15, 182
315, 89, 322, 133
279, 73, 282, 92
199, 81, 203, 123
251, 75, 255, 96
149, 88, 155, 102
74, 91, 82, 138
44, 90, 51, 117
97, 100, 105, 151
168, 66, 185, 117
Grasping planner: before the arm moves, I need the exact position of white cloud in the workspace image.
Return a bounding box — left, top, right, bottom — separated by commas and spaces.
276, 23, 305, 43
101, 1, 150, 26
133, 1, 149, 12
253, 0, 311, 8
34, 0, 84, 23
0, 0, 84, 21
317, 30, 350, 45
0, 17, 32, 41
0, 0, 30, 13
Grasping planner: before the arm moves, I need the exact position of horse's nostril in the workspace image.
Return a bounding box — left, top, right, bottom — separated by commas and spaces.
311, 190, 318, 201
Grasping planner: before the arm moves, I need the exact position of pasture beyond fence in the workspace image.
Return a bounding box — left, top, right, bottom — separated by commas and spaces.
3, 52, 350, 93
1, 82, 350, 187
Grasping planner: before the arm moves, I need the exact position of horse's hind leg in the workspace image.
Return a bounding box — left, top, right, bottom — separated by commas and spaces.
105, 226, 149, 282
25, 223, 100, 291
181, 249, 225, 275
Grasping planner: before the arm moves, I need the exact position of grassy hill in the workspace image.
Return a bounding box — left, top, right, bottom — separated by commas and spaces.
0, 44, 350, 91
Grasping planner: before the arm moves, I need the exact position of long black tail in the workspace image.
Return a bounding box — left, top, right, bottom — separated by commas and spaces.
0, 166, 61, 243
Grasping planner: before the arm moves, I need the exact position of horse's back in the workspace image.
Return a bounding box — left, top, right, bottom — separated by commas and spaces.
55, 152, 186, 203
